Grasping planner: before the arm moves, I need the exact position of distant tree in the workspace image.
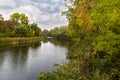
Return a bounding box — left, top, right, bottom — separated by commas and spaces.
0, 18, 15, 34
49, 26, 69, 40
0, 12, 42, 37
10, 12, 20, 25
29, 23, 42, 37
43, 29, 50, 37
14, 27, 27, 37
10, 12, 29, 27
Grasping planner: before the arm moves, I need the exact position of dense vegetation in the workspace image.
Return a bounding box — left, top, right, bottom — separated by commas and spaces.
0, 12, 42, 37
43, 26, 70, 40
38, 0, 120, 80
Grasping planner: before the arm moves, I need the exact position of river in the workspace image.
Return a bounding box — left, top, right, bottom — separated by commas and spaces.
0, 40, 68, 80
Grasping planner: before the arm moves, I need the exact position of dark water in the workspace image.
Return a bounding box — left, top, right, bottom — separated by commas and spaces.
0, 40, 68, 80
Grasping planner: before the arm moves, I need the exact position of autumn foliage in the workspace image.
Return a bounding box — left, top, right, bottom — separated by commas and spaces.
38, 0, 120, 80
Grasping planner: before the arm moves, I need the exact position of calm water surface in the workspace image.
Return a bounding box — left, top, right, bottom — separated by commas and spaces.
0, 40, 68, 80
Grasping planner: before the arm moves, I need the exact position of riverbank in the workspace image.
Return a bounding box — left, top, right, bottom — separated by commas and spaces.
0, 37, 42, 46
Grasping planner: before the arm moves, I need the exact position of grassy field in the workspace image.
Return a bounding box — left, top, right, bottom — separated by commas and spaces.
0, 37, 42, 46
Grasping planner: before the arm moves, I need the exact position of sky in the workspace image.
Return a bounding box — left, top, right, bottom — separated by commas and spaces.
0, 0, 68, 30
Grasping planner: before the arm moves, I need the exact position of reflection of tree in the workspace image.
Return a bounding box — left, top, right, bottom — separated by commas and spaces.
49, 39, 71, 49
0, 50, 6, 67
10, 45, 29, 69
0, 41, 42, 70
42, 38, 49, 43
30, 41, 41, 49
0, 45, 29, 70
42, 38, 71, 50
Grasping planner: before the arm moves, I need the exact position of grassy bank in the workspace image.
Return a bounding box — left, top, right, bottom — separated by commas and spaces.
0, 37, 42, 46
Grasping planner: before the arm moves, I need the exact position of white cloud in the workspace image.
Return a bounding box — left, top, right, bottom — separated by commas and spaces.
0, 0, 16, 8
0, 0, 68, 30
39, 3, 49, 9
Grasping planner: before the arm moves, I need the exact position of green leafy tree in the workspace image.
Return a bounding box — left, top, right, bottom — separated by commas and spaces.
10, 12, 20, 25
14, 27, 27, 37
49, 26, 69, 40
0, 12, 42, 37
10, 12, 29, 28
43, 29, 50, 37
28, 23, 42, 37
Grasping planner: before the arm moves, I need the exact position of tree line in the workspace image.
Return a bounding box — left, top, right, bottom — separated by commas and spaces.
0, 12, 42, 37
43, 26, 70, 40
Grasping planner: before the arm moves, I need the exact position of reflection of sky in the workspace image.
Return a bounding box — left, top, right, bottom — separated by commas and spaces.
0, 0, 68, 29
0, 41, 68, 80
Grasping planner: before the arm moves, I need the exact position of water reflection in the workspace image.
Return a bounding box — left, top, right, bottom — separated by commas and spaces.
43, 38, 71, 48
0, 42, 41, 69
0, 40, 68, 80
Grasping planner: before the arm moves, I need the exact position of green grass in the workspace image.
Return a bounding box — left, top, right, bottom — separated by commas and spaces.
0, 37, 42, 46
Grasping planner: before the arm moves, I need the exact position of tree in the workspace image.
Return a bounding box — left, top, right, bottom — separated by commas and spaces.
10, 12, 20, 25
49, 26, 69, 40
43, 29, 50, 37
64, 0, 95, 42
10, 12, 29, 27
14, 27, 27, 37
28, 23, 42, 37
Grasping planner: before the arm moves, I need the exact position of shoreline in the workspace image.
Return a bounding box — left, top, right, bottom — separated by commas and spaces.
0, 37, 42, 46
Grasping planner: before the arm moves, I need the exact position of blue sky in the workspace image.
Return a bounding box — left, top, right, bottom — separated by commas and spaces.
0, 0, 68, 29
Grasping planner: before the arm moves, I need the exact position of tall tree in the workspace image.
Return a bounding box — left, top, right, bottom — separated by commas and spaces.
10, 12, 29, 27
64, 0, 95, 42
